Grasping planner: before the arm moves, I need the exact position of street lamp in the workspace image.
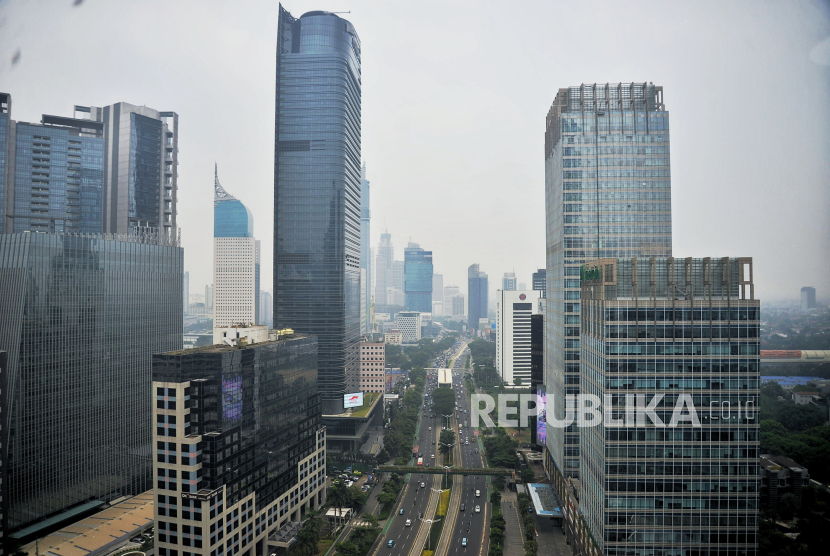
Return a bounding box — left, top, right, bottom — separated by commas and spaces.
418, 516, 443, 552
440, 464, 454, 489
441, 413, 452, 430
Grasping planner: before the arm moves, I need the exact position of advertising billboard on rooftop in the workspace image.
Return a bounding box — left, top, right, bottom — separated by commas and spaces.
344, 392, 364, 409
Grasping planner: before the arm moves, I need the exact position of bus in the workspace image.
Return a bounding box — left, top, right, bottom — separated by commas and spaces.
417, 457, 424, 467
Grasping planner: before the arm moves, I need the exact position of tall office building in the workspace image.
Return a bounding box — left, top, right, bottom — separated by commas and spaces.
502, 272, 517, 291
213, 166, 259, 341
432, 274, 444, 315
532, 268, 546, 297
361, 163, 372, 333
0, 93, 9, 233
800, 286, 816, 311
184, 270, 190, 316
404, 243, 433, 312
496, 290, 543, 385
392, 260, 404, 291
260, 290, 273, 327
0, 349, 6, 552
274, 6, 361, 415
375, 232, 393, 304
0, 230, 183, 533
205, 284, 214, 311
152, 330, 325, 556
396, 311, 422, 343
579, 257, 759, 556
468, 264, 489, 330
544, 83, 672, 480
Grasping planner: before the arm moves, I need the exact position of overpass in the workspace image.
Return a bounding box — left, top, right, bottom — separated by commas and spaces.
377, 465, 515, 477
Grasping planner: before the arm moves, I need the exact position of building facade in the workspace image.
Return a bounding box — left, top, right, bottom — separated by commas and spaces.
0, 93, 9, 233
396, 312, 422, 343
152, 332, 325, 556
760, 455, 809, 513
432, 274, 444, 316
360, 340, 386, 393
375, 232, 393, 305
404, 243, 432, 312
361, 163, 371, 334
0, 230, 183, 533
502, 272, 517, 291
800, 286, 816, 311
468, 264, 489, 331
384, 330, 402, 345
273, 7, 362, 415
532, 268, 546, 297
213, 167, 259, 337
579, 257, 759, 556
496, 290, 543, 386
545, 83, 673, 480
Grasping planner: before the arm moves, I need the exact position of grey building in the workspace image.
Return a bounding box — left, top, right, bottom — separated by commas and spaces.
468, 263, 488, 330
532, 268, 546, 297
361, 163, 371, 334
392, 260, 404, 291
760, 455, 810, 513
184, 270, 190, 316
579, 257, 759, 556
375, 232, 392, 304
273, 6, 362, 415
544, 83, 673, 481
0, 94, 11, 233
0, 230, 183, 535
800, 286, 816, 311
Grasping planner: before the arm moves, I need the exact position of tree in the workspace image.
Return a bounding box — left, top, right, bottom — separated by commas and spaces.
328, 480, 352, 523
361, 513, 379, 527
513, 376, 523, 386
432, 387, 455, 417
439, 429, 456, 454
778, 493, 798, 521
490, 490, 502, 505
521, 468, 535, 483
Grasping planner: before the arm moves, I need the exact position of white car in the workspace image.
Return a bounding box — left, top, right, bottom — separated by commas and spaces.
405, 519, 412, 527
475, 505, 481, 513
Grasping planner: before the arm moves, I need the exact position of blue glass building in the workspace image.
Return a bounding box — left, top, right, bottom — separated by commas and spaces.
544, 83, 673, 481
0, 93, 10, 233
468, 263, 489, 330
273, 6, 362, 414
404, 243, 433, 312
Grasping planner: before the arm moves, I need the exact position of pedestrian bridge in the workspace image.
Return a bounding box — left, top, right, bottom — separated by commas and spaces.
377, 465, 515, 477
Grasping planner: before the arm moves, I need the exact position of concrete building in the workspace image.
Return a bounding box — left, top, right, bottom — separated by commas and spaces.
360, 340, 386, 393
760, 455, 810, 513
205, 284, 214, 311
793, 391, 820, 405
360, 163, 371, 334
213, 166, 259, 330
468, 264, 488, 331
273, 6, 361, 415
404, 243, 433, 312
0, 230, 182, 535
0, 93, 9, 234
152, 330, 325, 556
386, 288, 405, 307
545, 83, 673, 481
532, 268, 546, 297
496, 290, 543, 386
184, 270, 190, 316
375, 232, 393, 305
438, 368, 452, 388
433, 274, 444, 315
396, 312, 422, 343
392, 260, 404, 291
260, 290, 273, 327
578, 257, 759, 556
801, 286, 816, 311
385, 330, 403, 345
502, 272, 517, 291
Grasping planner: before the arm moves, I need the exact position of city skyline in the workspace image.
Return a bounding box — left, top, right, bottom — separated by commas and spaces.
0, 0, 826, 301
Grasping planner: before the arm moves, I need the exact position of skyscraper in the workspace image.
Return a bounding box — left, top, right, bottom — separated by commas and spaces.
392, 260, 404, 291
532, 268, 546, 297
502, 272, 517, 291
213, 166, 259, 340
273, 6, 361, 414
496, 289, 542, 385
0, 93, 9, 233
0, 230, 183, 533
404, 243, 433, 312
801, 286, 816, 311
545, 83, 672, 480
361, 163, 371, 334
432, 273, 444, 315
184, 270, 190, 316
375, 232, 393, 304
468, 264, 489, 330
579, 257, 759, 556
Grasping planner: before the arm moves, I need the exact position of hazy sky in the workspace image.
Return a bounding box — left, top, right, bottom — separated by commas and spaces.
1, 0, 828, 303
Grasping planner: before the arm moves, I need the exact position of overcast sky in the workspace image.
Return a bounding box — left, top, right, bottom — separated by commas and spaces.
1, 0, 828, 303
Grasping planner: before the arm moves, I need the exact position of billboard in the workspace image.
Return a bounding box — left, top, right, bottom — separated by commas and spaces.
222, 375, 243, 421
344, 392, 364, 409
536, 389, 547, 446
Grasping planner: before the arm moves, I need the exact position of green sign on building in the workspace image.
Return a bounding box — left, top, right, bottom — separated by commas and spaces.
580, 265, 602, 281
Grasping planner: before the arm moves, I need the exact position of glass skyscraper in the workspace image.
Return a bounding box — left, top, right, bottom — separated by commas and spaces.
0, 230, 183, 533
544, 83, 672, 481
360, 163, 371, 334
404, 242, 433, 312
468, 263, 489, 330
273, 6, 361, 415
0, 93, 10, 233
579, 257, 760, 556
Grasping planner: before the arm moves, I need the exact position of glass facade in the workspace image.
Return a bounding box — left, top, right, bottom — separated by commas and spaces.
0, 93, 9, 233
544, 83, 672, 479
214, 167, 254, 238
0, 231, 183, 532
404, 244, 433, 312
580, 257, 760, 556
128, 113, 163, 226
467, 264, 488, 330
273, 7, 362, 414
11, 122, 103, 234
360, 164, 371, 334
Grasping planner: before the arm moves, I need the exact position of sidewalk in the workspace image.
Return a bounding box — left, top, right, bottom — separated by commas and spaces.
500, 491, 525, 556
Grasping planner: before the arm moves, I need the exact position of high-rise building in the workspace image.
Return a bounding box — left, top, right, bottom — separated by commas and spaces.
0, 230, 182, 533
468, 264, 489, 330
532, 268, 546, 297
392, 260, 404, 291
375, 232, 393, 304
260, 290, 273, 327
273, 6, 361, 415
184, 270, 190, 316
152, 330, 325, 556
496, 290, 543, 386
213, 167, 259, 341
432, 274, 444, 315
361, 163, 371, 334
0, 93, 9, 234
579, 257, 759, 556
502, 272, 517, 291
396, 312, 422, 343
0, 349, 6, 552
205, 284, 214, 311
801, 286, 816, 311
545, 83, 672, 480
360, 340, 386, 393
452, 295, 466, 317
404, 243, 433, 312
530, 313, 544, 452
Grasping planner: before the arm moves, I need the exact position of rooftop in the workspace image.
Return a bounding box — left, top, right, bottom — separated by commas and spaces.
162, 332, 309, 356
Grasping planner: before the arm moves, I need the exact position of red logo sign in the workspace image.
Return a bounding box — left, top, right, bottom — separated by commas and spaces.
519, 293, 526, 300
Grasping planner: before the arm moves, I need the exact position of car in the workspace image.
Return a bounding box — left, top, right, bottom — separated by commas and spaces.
475, 489, 480, 497
420, 482, 426, 488
426, 463, 430, 467
475, 449, 478, 454
460, 504, 465, 511
475, 505, 481, 513
432, 440, 435, 444
399, 508, 405, 515
431, 454, 435, 459
428, 426, 432, 430
462, 538, 468, 547
130, 538, 143, 544
388, 540, 395, 548
405, 519, 412, 527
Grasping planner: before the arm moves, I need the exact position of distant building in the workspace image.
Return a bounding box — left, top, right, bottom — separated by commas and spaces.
213, 165, 259, 330
0, 230, 182, 534
205, 284, 214, 311
404, 243, 433, 312
496, 290, 543, 385
184, 270, 190, 316
502, 272, 517, 291
451, 295, 466, 317
432, 274, 444, 315
375, 232, 393, 304
361, 163, 371, 334
152, 330, 325, 556
801, 286, 816, 311
385, 329, 403, 345
530, 313, 544, 452
260, 290, 273, 327
392, 260, 404, 291
360, 340, 386, 393
793, 391, 820, 405
468, 264, 488, 330
760, 455, 810, 513
532, 268, 546, 297
0, 93, 9, 233
396, 312, 422, 343
386, 288, 405, 307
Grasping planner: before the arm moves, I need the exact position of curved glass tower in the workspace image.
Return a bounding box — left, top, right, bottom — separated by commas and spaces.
274, 6, 361, 414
